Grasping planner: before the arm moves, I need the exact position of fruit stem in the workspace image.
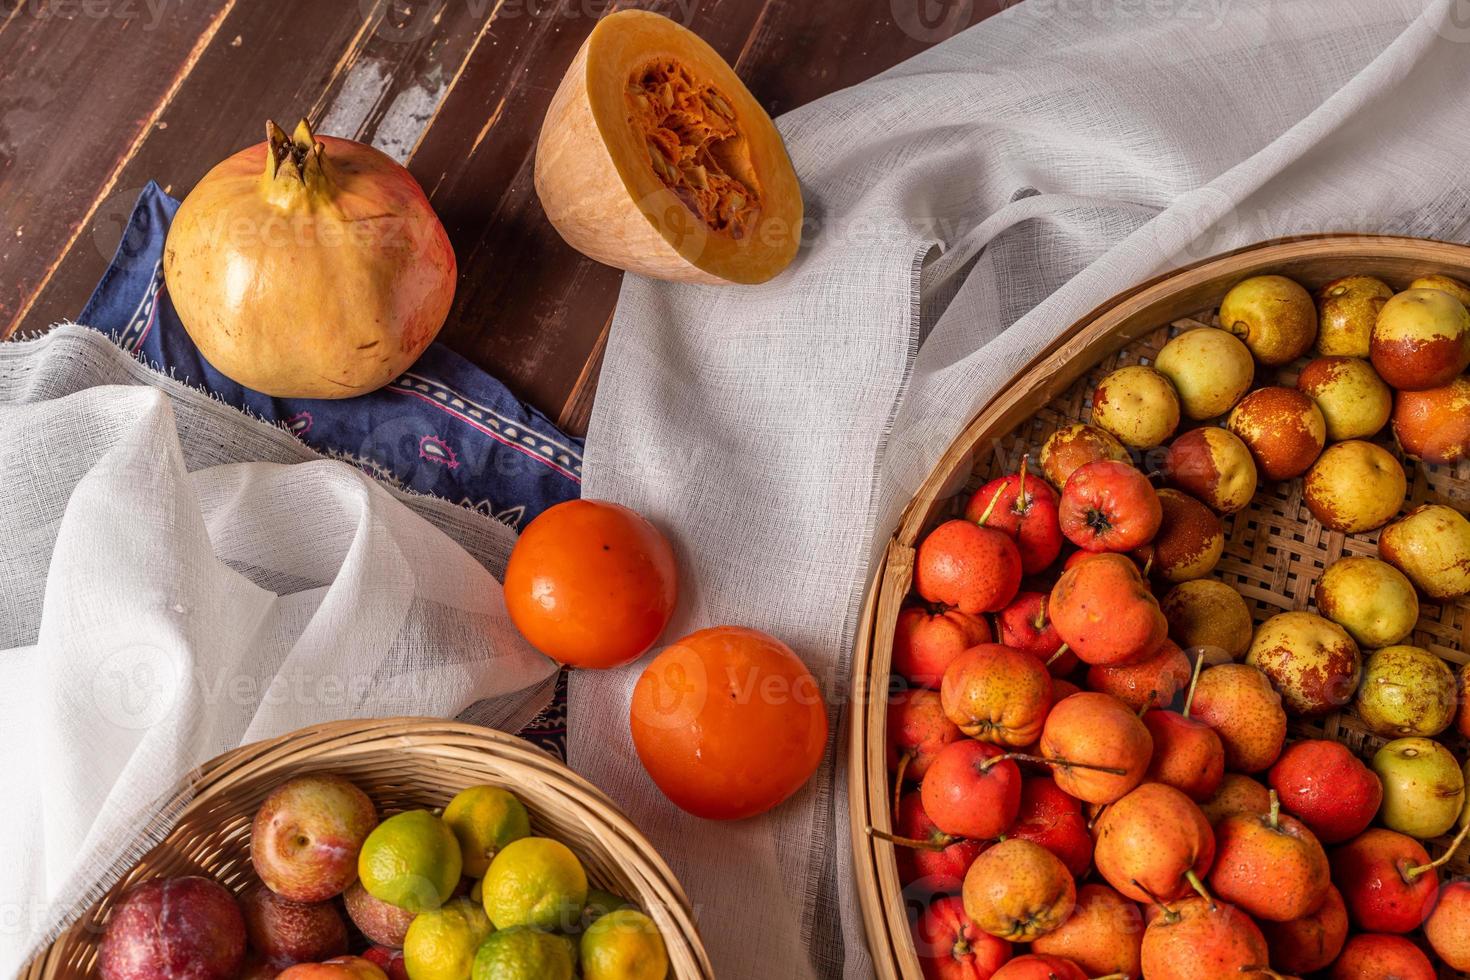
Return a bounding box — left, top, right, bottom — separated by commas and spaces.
1033, 594, 1048, 632
1267, 789, 1280, 831
1014, 454, 1030, 514
1131, 879, 1179, 922
998, 752, 1128, 776
976, 482, 1007, 527
1184, 869, 1215, 908
1405, 819, 1470, 880
1045, 643, 1070, 667
865, 826, 954, 852
1182, 652, 1205, 719
892, 752, 911, 824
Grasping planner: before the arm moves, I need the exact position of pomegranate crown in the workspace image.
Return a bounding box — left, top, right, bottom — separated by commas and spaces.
262, 118, 331, 203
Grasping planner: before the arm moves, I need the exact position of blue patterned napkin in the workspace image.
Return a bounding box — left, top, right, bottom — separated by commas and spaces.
81, 183, 583, 532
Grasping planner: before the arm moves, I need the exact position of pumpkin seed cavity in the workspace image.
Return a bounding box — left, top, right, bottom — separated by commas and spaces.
627, 61, 761, 238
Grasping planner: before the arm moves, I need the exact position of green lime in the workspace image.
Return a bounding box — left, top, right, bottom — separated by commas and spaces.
581, 909, 669, 980
443, 785, 531, 877
575, 888, 634, 933
480, 837, 587, 931
403, 897, 492, 980
471, 927, 574, 980
358, 809, 463, 912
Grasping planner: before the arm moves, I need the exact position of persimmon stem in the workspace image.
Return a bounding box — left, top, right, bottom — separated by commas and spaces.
1405, 819, 1470, 880
866, 826, 954, 852
986, 751, 1127, 776
1182, 651, 1205, 719
1185, 869, 1214, 908
1045, 643, 1070, 667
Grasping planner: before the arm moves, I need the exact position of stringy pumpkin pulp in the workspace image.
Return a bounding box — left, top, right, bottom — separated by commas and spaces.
627, 61, 762, 238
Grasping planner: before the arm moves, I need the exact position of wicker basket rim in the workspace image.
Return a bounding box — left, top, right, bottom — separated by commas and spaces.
847, 232, 1470, 980
27, 716, 715, 980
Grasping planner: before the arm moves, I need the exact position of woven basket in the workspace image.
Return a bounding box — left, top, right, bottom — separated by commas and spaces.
25, 717, 714, 979
848, 234, 1470, 979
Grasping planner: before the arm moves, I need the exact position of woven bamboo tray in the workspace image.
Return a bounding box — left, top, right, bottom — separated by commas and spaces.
25, 717, 714, 979
848, 234, 1470, 979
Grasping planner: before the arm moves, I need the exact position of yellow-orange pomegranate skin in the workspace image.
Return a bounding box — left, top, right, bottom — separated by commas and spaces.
165, 120, 456, 399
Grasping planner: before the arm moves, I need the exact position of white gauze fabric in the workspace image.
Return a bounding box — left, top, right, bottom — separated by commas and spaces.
0, 326, 559, 974
572, 1, 1470, 977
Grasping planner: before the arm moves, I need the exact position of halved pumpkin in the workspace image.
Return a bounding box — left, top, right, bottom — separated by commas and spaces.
535, 10, 803, 285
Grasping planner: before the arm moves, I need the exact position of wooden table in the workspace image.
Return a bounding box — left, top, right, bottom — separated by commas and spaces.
0, 0, 1001, 434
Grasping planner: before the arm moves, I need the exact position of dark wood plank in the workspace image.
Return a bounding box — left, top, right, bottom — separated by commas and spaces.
403, 1, 712, 419
556, 312, 611, 434
4, 0, 1005, 438
0, 0, 234, 335
0, 0, 509, 333
1, 1, 388, 339
309, 0, 496, 159
736, 0, 1010, 114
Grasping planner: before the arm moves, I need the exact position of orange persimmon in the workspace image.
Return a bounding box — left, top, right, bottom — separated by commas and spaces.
503, 499, 677, 669
630, 626, 827, 820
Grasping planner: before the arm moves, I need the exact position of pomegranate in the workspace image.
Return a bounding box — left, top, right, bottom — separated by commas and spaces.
165, 119, 456, 398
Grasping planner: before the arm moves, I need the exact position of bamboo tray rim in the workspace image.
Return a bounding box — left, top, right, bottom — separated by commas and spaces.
847, 232, 1470, 980
26, 716, 715, 980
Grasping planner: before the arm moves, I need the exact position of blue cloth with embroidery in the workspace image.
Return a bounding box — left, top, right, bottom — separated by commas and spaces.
80, 182, 583, 532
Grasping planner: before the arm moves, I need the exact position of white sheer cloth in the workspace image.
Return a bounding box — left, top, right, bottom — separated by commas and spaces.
572, 1, 1470, 976
0, 325, 558, 974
